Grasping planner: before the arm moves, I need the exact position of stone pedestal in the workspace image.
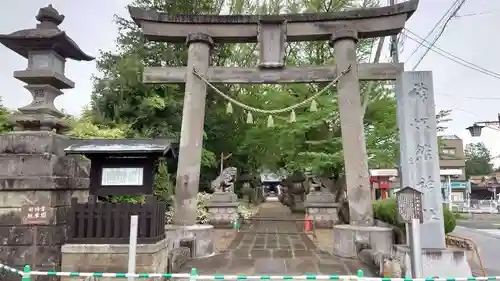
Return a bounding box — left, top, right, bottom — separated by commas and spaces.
333, 225, 393, 258
206, 192, 239, 228
61, 239, 169, 281
165, 224, 215, 258
392, 245, 472, 278
0, 131, 89, 272
305, 192, 338, 228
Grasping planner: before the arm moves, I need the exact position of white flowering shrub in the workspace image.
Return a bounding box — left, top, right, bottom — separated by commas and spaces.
238, 202, 259, 219
165, 192, 213, 224
196, 192, 212, 224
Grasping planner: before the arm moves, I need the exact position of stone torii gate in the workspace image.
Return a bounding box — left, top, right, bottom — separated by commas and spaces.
129, 0, 418, 252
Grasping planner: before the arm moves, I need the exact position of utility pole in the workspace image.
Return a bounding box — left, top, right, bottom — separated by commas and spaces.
219, 152, 233, 175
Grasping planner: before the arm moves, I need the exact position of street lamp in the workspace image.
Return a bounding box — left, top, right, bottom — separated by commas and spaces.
467, 124, 485, 137
467, 113, 500, 137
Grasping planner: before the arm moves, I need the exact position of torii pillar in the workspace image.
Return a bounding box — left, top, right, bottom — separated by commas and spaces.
172, 33, 213, 227
331, 27, 393, 258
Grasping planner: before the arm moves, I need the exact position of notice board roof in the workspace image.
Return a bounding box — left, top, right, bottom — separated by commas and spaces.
64, 139, 175, 156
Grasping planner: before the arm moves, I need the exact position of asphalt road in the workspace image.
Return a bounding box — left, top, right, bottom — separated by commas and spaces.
453, 221, 500, 276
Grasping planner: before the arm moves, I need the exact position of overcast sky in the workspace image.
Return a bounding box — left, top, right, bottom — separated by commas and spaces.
1, 0, 499, 166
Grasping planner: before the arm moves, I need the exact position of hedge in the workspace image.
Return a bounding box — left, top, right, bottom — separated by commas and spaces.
373, 197, 456, 234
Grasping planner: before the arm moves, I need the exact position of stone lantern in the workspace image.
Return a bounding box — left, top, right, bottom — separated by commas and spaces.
0, 4, 93, 132
0, 5, 93, 272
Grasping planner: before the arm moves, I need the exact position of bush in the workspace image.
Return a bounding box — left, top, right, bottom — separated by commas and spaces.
443, 206, 457, 234
373, 197, 405, 230
165, 192, 213, 224
238, 202, 259, 219
373, 197, 456, 234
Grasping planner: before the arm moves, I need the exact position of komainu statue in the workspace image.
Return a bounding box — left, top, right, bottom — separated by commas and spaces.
211, 167, 237, 192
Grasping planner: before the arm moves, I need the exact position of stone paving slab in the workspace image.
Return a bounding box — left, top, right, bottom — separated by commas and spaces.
179, 202, 374, 276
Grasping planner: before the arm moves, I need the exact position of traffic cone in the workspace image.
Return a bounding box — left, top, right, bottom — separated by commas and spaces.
305, 215, 311, 232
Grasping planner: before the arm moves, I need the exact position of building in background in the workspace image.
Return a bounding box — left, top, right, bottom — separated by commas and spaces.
369, 169, 398, 200
439, 135, 466, 180
439, 135, 469, 206
379, 135, 469, 204
469, 172, 500, 200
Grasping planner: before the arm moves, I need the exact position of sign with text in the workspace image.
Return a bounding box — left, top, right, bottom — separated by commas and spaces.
21, 205, 50, 225
101, 167, 144, 186
396, 187, 423, 223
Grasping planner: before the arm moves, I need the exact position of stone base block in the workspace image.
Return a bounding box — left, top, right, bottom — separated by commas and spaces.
305, 192, 338, 228
207, 192, 239, 228
392, 245, 472, 278
165, 224, 214, 258
333, 225, 393, 258
61, 239, 168, 281
306, 206, 337, 228
206, 203, 239, 228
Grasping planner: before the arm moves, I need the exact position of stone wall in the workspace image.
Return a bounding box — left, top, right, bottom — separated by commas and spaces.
0, 131, 89, 279
61, 240, 168, 281
392, 245, 472, 277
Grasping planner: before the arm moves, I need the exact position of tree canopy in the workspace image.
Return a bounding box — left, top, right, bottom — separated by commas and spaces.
465, 142, 493, 176
0, 0, 454, 193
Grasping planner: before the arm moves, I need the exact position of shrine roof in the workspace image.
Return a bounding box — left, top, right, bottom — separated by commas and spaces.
129, 0, 418, 25
64, 139, 176, 156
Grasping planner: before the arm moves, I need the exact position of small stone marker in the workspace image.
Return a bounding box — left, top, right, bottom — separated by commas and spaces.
396, 186, 423, 223
21, 205, 50, 225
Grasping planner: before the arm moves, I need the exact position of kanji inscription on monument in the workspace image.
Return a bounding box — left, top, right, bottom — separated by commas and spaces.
396, 186, 423, 223
396, 71, 446, 249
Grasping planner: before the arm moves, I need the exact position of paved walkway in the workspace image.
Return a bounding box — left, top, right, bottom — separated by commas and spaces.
181, 202, 373, 276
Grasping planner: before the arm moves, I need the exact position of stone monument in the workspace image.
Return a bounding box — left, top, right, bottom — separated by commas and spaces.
393, 71, 472, 277
0, 4, 92, 275
129, 0, 417, 257
206, 167, 239, 228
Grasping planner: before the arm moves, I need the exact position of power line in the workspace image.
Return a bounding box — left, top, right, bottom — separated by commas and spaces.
412, 0, 467, 70
446, 107, 500, 134
455, 9, 500, 18
438, 93, 500, 100
403, 29, 500, 79
404, 30, 500, 122
404, 29, 500, 78
404, 0, 461, 64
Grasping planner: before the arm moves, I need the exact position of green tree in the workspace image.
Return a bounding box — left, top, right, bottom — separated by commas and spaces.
66, 108, 127, 139
0, 98, 12, 132
436, 109, 452, 132
465, 142, 493, 176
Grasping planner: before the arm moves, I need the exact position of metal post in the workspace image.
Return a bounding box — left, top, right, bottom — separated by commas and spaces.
397, 162, 410, 245
409, 218, 423, 278
467, 183, 471, 214
447, 175, 452, 211
190, 268, 198, 281
21, 265, 31, 281
128, 215, 139, 281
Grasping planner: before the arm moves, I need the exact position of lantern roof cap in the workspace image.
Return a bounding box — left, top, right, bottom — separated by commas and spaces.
0, 5, 94, 61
